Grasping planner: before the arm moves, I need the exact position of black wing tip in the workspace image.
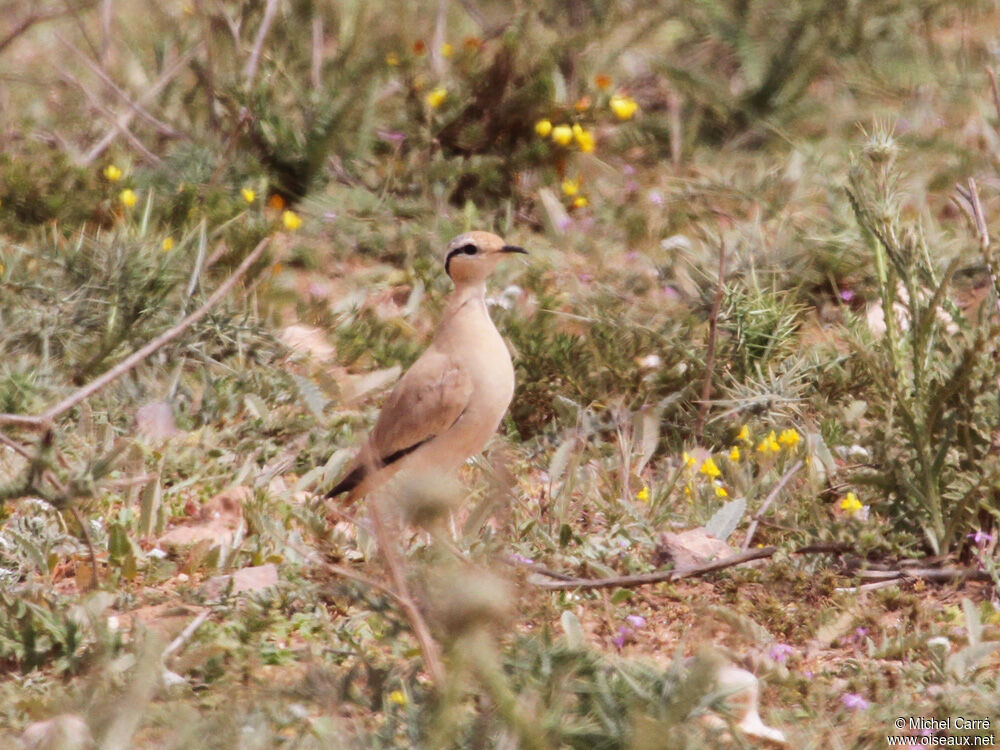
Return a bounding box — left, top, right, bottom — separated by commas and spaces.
325, 466, 365, 498
324, 437, 435, 499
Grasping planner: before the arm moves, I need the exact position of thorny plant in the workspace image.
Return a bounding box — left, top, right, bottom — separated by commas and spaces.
846, 126, 1000, 555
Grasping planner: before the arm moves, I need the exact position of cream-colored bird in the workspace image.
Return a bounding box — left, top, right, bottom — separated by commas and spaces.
326, 231, 527, 503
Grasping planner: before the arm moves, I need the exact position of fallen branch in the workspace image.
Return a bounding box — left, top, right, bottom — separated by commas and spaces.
0, 237, 272, 429
530, 546, 777, 591
162, 609, 211, 660
793, 542, 854, 555
835, 566, 992, 593
834, 580, 901, 594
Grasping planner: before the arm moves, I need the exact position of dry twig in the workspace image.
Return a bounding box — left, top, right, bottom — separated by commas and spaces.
741, 459, 803, 551
368, 496, 447, 687
531, 546, 777, 591
82, 44, 200, 165
243, 0, 279, 86
57, 33, 183, 139
162, 609, 211, 660
0, 3, 98, 56
954, 178, 1000, 318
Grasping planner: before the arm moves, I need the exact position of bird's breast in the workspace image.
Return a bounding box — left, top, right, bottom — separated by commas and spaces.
441, 300, 515, 439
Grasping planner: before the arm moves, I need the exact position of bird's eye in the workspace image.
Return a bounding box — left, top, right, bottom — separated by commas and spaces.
459, 244, 478, 255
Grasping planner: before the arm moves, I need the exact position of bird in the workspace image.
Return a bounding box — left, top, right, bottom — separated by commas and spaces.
326, 231, 527, 503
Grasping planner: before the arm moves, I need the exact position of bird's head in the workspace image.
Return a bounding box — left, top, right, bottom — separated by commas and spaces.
444, 231, 527, 284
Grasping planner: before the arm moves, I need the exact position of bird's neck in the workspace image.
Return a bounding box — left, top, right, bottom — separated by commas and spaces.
445, 281, 488, 317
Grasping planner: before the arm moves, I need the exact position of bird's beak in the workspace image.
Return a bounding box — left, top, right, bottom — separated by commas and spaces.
499, 245, 528, 255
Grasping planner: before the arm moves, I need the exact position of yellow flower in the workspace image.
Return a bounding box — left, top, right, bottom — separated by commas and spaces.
103, 164, 122, 182
440, 43, 453, 58
737, 424, 750, 443
534, 119, 553, 138
388, 690, 407, 706
385, 52, 400, 66
119, 189, 137, 207
757, 431, 780, 454
839, 492, 863, 516
551, 124, 573, 146
572, 123, 596, 152
714, 484, 729, 498
572, 196, 588, 209
636, 486, 650, 503
425, 87, 447, 109
699, 457, 721, 478
561, 178, 579, 197
609, 94, 639, 120
683, 485, 692, 497
778, 428, 801, 449
161, 237, 174, 251
729, 445, 740, 462
241, 188, 255, 204
282, 210, 302, 231
682, 451, 697, 469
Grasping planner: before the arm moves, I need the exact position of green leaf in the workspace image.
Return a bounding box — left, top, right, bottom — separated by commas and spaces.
560, 610, 586, 649
705, 497, 746, 541
291, 373, 329, 421
108, 522, 132, 561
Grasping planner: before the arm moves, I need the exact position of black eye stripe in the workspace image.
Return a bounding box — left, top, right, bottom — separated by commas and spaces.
444, 243, 479, 277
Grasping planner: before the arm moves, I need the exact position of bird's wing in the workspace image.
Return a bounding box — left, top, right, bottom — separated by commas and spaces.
367, 349, 473, 462
326, 350, 472, 499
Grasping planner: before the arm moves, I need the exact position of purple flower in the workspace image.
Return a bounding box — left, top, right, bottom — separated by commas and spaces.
969, 530, 993, 546
509, 553, 534, 565
611, 625, 632, 649
376, 130, 406, 144
768, 643, 795, 663
622, 164, 636, 176
624, 179, 639, 193
556, 215, 574, 232
625, 614, 646, 628
855, 627, 869, 639
648, 190, 663, 206
839, 289, 855, 302
840, 693, 870, 711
